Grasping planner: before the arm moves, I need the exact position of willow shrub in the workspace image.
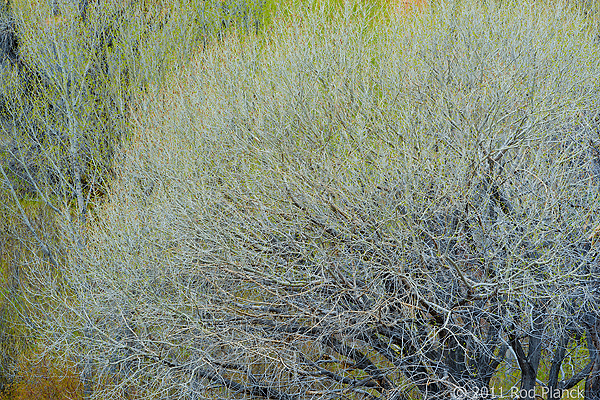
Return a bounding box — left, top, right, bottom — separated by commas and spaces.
29, 0, 600, 399
0, 0, 267, 398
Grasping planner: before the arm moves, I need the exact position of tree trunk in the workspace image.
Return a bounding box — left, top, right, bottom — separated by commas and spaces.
510, 306, 544, 400
586, 316, 600, 400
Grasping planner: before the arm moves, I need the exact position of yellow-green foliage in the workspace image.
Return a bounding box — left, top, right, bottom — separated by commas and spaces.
0, 194, 53, 398
1, 355, 83, 400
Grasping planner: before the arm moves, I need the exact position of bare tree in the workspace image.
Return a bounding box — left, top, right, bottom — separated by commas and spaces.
15, 1, 599, 399
0, 0, 277, 398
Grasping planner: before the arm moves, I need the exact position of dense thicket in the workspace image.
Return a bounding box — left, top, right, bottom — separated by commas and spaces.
15, 1, 599, 399
0, 0, 266, 397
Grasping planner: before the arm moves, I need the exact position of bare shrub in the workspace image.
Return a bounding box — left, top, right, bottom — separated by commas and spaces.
22, 0, 600, 399
0, 0, 269, 397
